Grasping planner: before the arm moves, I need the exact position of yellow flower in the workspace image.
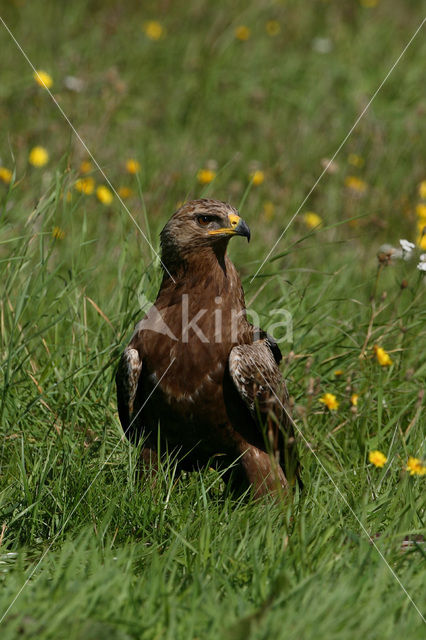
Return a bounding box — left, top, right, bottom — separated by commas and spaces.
52, 226, 65, 240
79, 160, 93, 174
360, 0, 379, 6
304, 212, 322, 229
33, 70, 53, 89
334, 369, 344, 377
373, 345, 393, 367
319, 393, 339, 411
347, 153, 364, 168
250, 170, 264, 186
197, 168, 216, 185
75, 177, 95, 195
418, 181, 426, 200
125, 159, 141, 174
96, 185, 113, 205
369, 450, 387, 468
0, 167, 12, 184
345, 175, 367, 193
262, 201, 275, 221
406, 456, 426, 476
118, 186, 133, 199
351, 393, 359, 407
29, 146, 49, 167
416, 233, 426, 250
266, 21, 281, 37
416, 203, 426, 220
235, 25, 251, 41
143, 21, 164, 41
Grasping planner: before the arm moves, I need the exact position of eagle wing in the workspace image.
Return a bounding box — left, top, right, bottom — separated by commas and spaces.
227, 338, 300, 486
116, 345, 143, 442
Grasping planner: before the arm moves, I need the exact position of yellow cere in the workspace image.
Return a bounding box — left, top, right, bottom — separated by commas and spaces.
33, 70, 53, 89
29, 146, 49, 167
319, 393, 339, 411
96, 185, 113, 205
369, 450, 387, 468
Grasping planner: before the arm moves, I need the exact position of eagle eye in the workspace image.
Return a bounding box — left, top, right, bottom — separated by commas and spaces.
197, 214, 211, 227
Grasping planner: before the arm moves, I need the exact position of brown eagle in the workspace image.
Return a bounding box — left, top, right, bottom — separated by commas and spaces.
116, 199, 299, 497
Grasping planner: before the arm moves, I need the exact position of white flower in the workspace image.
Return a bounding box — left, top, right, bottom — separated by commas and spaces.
417, 261, 426, 272
399, 239, 415, 254
419, 254, 426, 262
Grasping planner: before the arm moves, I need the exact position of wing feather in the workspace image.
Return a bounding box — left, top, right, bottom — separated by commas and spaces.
116, 346, 143, 440
228, 339, 300, 485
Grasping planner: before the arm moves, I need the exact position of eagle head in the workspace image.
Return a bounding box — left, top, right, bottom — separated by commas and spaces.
160, 199, 250, 270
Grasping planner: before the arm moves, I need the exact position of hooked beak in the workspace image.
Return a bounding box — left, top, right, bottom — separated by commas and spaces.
208, 213, 251, 242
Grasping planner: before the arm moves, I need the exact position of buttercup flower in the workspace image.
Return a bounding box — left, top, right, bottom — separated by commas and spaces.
52, 226, 65, 240
304, 212, 322, 229
266, 21, 281, 36
96, 185, 113, 205
373, 345, 393, 367
416, 203, 426, 220
345, 176, 367, 193
79, 160, 93, 174
319, 393, 339, 410
0, 167, 12, 184
33, 70, 53, 89
348, 153, 364, 168
197, 169, 216, 185
143, 21, 165, 40
29, 146, 49, 167
235, 25, 251, 41
126, 159, 141, 174
250, 170, 264, 186
406, 456, 426, 476
334, 369, 344, 377
351, 393, 359, 407
262, 201, 275, 221
118, 186, 133, 199
75, 177, 95, 195
369, 450, 387, 468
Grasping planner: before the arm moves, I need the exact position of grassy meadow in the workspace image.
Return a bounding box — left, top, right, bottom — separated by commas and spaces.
0, 1, 425, 638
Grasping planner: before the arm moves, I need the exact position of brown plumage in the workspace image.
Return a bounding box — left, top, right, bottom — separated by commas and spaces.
116, 199, 300, 497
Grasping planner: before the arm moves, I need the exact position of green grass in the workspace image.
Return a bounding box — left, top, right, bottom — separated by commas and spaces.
0, 1, 425, 638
